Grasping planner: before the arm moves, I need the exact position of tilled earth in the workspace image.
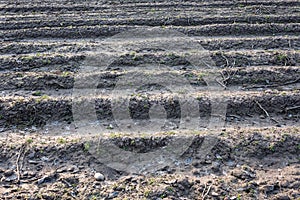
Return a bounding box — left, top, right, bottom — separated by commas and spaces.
0, 0, 300, 199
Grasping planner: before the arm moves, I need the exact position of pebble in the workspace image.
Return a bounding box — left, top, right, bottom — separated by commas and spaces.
94, 172, 105, 181
4, 170, 14, 177
40, 156, 49, 162
108, 124, 114, 129
211, 192, 219, 196
37, 177, 45, 185
28, 152, 35, 159
275, 195, 290, 200
108, 191, 118, 199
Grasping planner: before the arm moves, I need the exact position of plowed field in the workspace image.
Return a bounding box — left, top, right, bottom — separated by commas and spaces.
0, 0, 299, 199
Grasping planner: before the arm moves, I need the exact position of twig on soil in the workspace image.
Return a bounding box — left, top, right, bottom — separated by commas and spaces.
62, 179, 72, 187
285, 105, 300, 111
254, 100, 280, 124
201, 182, 213, 200
243, 78, 300, 90
270, 118, 279, 124
227, 114, 242, 119
16, 144, 26, 183
216, 79, 227, 89
254, 100, 270, 118
220, 51, 229, 68
219, 49, 237, 87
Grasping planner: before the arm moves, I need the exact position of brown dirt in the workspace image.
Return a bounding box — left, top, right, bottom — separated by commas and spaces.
0, 127, 299, 199
0, 0, 299, 199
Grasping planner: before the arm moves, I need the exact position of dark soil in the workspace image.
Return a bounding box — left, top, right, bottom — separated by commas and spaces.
0, 0, 299, 199
0, 127, 299, 199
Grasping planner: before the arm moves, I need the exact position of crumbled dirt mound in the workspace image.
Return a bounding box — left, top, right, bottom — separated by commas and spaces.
0, 127, 299, 199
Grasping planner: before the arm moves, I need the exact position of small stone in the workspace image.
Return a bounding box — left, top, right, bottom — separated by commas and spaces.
212, 192, 219, 196
192, 161, 201, 168
260, 185, 274, 193
28, 152, 35, 159
259, 115, 266, 119
41, 156, 49, 162
192, 169, 200, 176
57, 167, 67, 173
107, 124, 114, 129
108, 191, 118, 199
212, 162, 221, 172
37, 177, 45, 185
4, 170, 14, 177
36, 174, 56, 185
28, 160, 39, 164
274, 195, 290, 200
94, 172, 105, 181
5, 174, 17, 182
205, 160, 212, 164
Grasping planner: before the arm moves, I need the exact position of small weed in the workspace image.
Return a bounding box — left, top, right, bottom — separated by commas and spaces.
276, 53, 287, 62
22, 55, 34, 61
280, 91, 287, 96
129, 51, 136, 56
89, 194, 100, 200
84, 142, 91, 152
165, 131, 176, 136
129, 51, 138, 60
32, 91, 42, 96
57, 138, 67, 144
43, 59, 51, 65
110, 133, 122, 138
71, 138, 80, 143
130, 140, 135, 145
237, 194, 242, 200
265, 15, 270, 20
167, 52, 176, 58
166, 186, 174, 192
197, 72, 207, 80
148, 177, 156, 185
268, 144, 275, 152
40, 95, 49, 100
26, 138, 33, 144
144, 189, 151, 197
276, 53, 289, 65
16, 73, 24, 78
61, 71, 70, 77
36, 95, 50, 103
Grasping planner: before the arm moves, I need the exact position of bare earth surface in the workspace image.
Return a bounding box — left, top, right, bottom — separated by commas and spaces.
0, 0, 299, 199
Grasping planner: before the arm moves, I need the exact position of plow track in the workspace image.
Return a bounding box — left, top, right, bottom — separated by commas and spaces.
0, 0, 299, 199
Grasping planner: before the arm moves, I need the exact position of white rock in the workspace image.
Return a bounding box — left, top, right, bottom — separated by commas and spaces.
94, 172, 105, 181
212, 192, 219, 196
